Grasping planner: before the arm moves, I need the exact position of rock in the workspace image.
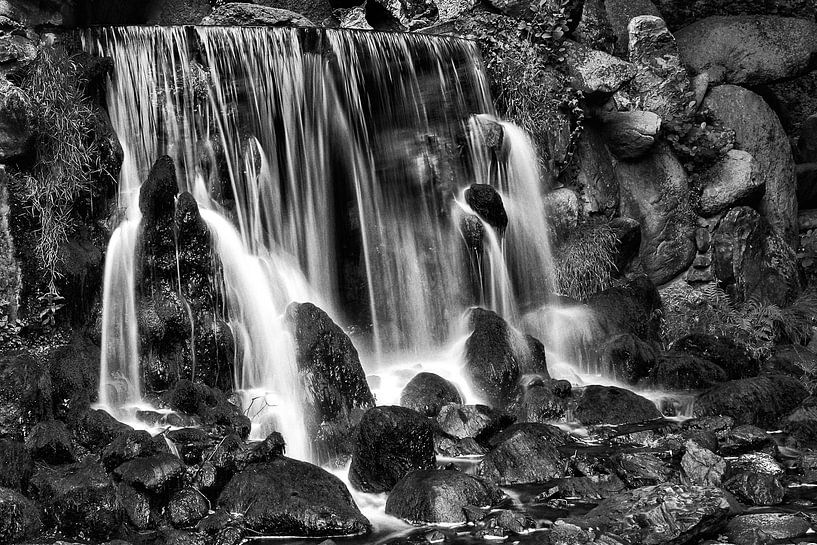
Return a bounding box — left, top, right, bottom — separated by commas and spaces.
600, 110, 661, 159
385, 470, 502, 523
0, 486, 41, 543
366, 0, 438, 29
704, 85, 798, 245
724, 452, 785, 505
799, 114, 817, 163
782, 399, 817, 444
719, 424, 776, 457
163, 380, 251, 439
609, 216, 642, 273
604, 0, 662, 57
694, 374, 808, 427
436, 403, 512, 441
400, 373, 461, 417
0, 170, 20, 324
571, 483, 731, 544
512, 380, 572, 422
477, 423, 568, 485
143, 0, 213, 24
797, 164, 817, 208
586, 275, 661, 342
286, 302, 374, 459
459, 214, 483, 252
671, 333, 759, 380
625, 15, 693, 121
117, 482, 151, 530
712, 206, 802, 306
114, 452, 186, 493
102, 430, 160, 471
30, 458, 121, 541
349, 406, 435, 493
697, 150, 762, 216
167, 428, 212, 465
69, 408, 132, 451
563, 39, 636, 96
0, 439, 32, 492
464, 184, 508, 233
201, 3, 314, 26
544, 187, 580, 235
681, 439, 726, 486
653, 0, 817, 30
650, 351, 727, 389
574, 385, 662, 426
611, 452, 675, 487
574, 124, 619, 217
218, 458, 370, 536
615, 143, 696, 284
545, 474, 628, 501
0, 77, 30, 161
25, 420, 76, 464
0, 350, 50, 439
169, 487, 209, 528
575, 0, 616, 53
139, 154, 178, 222
0, 0, 75, 27
675, 16, 817, 86
726, 512, 812, 545
599, 333, 657, 384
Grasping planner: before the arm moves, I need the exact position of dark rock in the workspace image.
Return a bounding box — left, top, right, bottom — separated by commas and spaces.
490, 509, 535, 535
0, 486, 41, 543
167, 427, 212, 465
604, 0, 661, 57
0, 78, 31, 161
766, 345, 817, 378
201, 2, 314, 26
139, 155, 178, 222
713, 206, 802, 306
114, 452, 185, 493
600, 110, 661, 160
782, 400, 817, 444
654, 0, 817, 30
25, 420, 76, 464
218, 458, 370, 536
697, 150, 762, 217
676, 16, 817, 86
465, 184, 508, 233
164, 380, 251, 439
436, 403, 512, 442
400, 373, 461, 417
545, 474, 628, 501
477, 423, 568, 484
116, 481, 151, 530
574, 385, 661, 426
349, 406, 434, 493
385, 470, 502, 523
143, 0, 213, 24
459, 214, 483, 251
367, 0, 438, 29
575, 0, 616, 52
719, 424, 776, 457
609, 216, 641, 274
169, 487, 209, 528
286, 302, 374, 459
704, 85, 798, 245
694, 374, 808, 427
69, 408, 132, 451
512, 380, 572, 422
599, 333, 657, 385
0, 439, 32, 491
650, 351, 727, 389
588, 276, 661, 344
671, 333, 759, 380
30, 458, 120, 541
47, 337, 101, 419
101, 430, 159, 472
726, 512, 812, 545
611, 452, 675, 487
681, 439, 726, 486
799, 114, 817, 163
434, 432, 486, 457
563, 39, 636, 96
724, 452, 785, 505
574, 124, 619, 217
233, 431, 287, 468
571, 483, 731, 544
0, 350, 51, 439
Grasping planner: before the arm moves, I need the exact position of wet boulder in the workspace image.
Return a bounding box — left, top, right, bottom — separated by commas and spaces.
694, 374, 808, 428
169, 487, 209, 528
696, 149, 762, 217
477, 423, 569, 485
599, 333, 657, 385
436, 403, 513, 442
0, 487, 41, 543
0, 439, 32, 492
400, 373, 461, 417
586, 274, 661, 343
571, 483, 731, 544
167, 427, 212, 465
723, 452, 785, 506
69, 408, 133, 452
385, 470, 502, 523
604, 0, 662, 57
101, 429, 161, 471
201, 2, 314, 26
545, 475, 628, 501
512, 379, 572, 422
563, 39, 636, 96
600, 110, 661, 160
726, 513, 812, 545
114, 452, 186, 494
117, 481, 151, 530
30, 458, 121, 541
681, 439, 726, 487
650, 351, 727, 390
611, 452, 675, 487
671, 333, 759, 380
782, 397, 817, 444
459, 213, 484, 252
163, 379, 251, 439
349, 405, 435, 493
0, 350, 51, 440
366, 0, 438, 30
218, 457, 370, 536
574, 385, 661, 426
718, 424, 776, 457
25, 420, 76, 464
465, 184, 508, 233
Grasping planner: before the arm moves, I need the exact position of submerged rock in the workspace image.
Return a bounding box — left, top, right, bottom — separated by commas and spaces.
574, 385, 661, 426
723, 452, 785, 505
0, 487, 41, 543
477, 423, 568, 485
385, 470, 502, 523
218, 458, 370, 537
349, 405, 435, 493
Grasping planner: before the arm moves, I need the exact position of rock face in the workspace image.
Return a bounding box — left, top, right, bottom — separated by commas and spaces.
385, 470, 502, 523
201, 2, 314, 26
712, 206, 802, 306
349, 406, 435, 493
653, 0, 817, 30
477, 423, 568, 485
574, 385, 662, 425
563, 39, 636, 96
400, 372, 461, 417
616, 144, 696, 284
464, 184, 508, 232
573, 483, 731, 544
694, 374, 808, 427
286, 302, 374, 458
675, 16, 817, 86
0, 487, 41, 543
704, 85, 798, 245
697, 150, 762, 217
218, 458, 370, 536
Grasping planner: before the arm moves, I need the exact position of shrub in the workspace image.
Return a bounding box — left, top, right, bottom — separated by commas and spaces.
553, 219, 618, 301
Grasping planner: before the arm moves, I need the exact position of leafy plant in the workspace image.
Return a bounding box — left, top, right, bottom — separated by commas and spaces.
553, 219, 618, 301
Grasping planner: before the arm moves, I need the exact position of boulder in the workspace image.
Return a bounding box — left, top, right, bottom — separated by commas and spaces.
0, 439, 32, 492
101, 430, 161, 471
400, 373, 461, 417
385, 470, 502, 523
724, 452, 785, 505
436, 403, 512, 442
563, 39, 636, 96
464, 184, 508, 233
650, 351, 727, 389
611, 451, 675, 487
162, 380, 251, 439
726, 512, 812, 545
615, 143, 696, 284
585, 274, 662, 343
718, 424, 777, 457
546, 475, 628, 501
169, 487, 209, 528
599, 333, 657, 384
477, 423, 568, 485
571, 483, 731, 544
0, 487, 41, 543
675, 16, 817, 86
694, 374, 808, 427
600, 110, 661, 159
459, 213, 484, 252
574, 124, 619, 217
0, 350, 50, 439
604, 0, 661, 57
114, 452, 186, 493
117, 482, 151, 530
348, 406, 435, 493
671, 333, 759, 380
653, 0, 817, 30
544, 187, 579, 235
712, 206, 802, 306
575, 0, 616, 52
799, 114, 817, 163
512, 379, 572, 422
574, 385, 662, 426
697, 150, 762, 216
366, 0, 438, 30
25, 420, 75, 464
68, 408, 132, 451
0, 77, 30, 161
704, 85, 798, 245
200, 2, 314, 26
782, 398, 817, 444
218, 458, 370, 536
167, 427, 212, 465
681, 439, 726, 486
30, 458, 121, 541
609, 216, 642, 273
